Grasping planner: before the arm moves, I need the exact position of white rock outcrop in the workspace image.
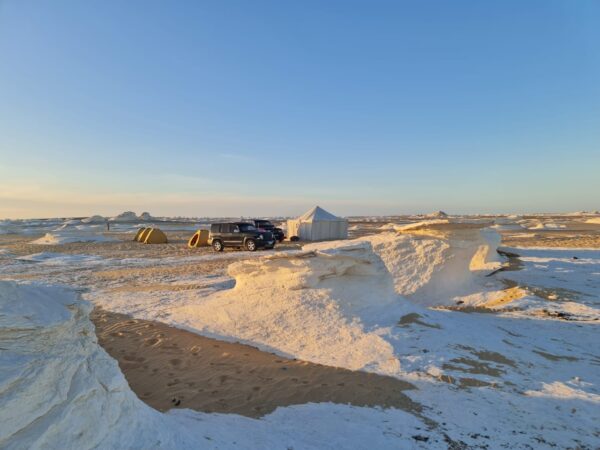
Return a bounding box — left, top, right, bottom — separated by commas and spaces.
81, 215, 106, 224
0, 282, 171, 449
0, 281, 434, 450
30, 232, 114, 245
109, 211, 139, 222
169, 225, 503, 372
363, 223, 503, 305
138, 212, 154, 221
424, 211, 448, 219
170, 240, 404, 374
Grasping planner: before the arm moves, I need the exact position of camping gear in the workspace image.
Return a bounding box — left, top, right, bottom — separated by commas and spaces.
133, 227, 148, 242
287, 206, 348, 241
188, 229, 210, 248
138, 228, 152, 242
137, 228, 168, 244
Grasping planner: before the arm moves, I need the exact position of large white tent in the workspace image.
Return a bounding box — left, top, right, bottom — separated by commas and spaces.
287, 206, 348, 241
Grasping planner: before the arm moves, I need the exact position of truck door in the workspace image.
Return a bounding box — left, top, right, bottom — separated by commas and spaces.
230, 224, 244, 246
221, 224, 233, 245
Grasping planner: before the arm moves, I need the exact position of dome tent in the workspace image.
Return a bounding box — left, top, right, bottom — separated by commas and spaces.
287, 206, 348, 241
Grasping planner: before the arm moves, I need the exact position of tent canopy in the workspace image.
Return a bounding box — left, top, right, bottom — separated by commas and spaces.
298, 206, 342, 222
287, 206, 348, 241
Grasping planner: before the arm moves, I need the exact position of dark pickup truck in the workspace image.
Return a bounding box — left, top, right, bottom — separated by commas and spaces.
209, 222, 275, 252
252, 219, 285, 242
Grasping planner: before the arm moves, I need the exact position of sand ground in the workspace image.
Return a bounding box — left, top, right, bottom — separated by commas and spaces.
91, 309, 419, 418
0, 232, 301, 258
3, 219, 600, 419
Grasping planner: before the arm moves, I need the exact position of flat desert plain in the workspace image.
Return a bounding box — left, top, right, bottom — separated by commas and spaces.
1, 214, 599, 449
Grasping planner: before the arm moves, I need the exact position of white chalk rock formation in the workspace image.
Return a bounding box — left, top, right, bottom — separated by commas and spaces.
0, 281, 174, 449
170, 226, 503, 371
31, 216, 114, 245
81, 215, 106, 224
392, 220, 449, 232
491, 217, 525, 231
59, 219, 80, 227
378, 223, 398, 231
109, 211, 138, 222
425, 211, 448, 219
363, 222, 503, 306
493, 216, 520, 225
170, 241, 403, 375
0, 281, 439, 450
138, 212, 154, 221
526, 221, 566, 230
30, 232, 114, 245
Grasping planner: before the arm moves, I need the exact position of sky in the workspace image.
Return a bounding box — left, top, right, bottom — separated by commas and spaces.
1, 0, 599, 219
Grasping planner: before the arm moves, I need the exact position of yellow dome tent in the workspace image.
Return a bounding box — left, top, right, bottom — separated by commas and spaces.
188, 229, 209, 248
138, 227, 152, 242
133, 227, 148, 242
142, 228, 168, 244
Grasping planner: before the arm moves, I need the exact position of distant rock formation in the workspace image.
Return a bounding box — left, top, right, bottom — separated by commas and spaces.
81, 215, 105, 224
425, 211, 448, 219
109, 211, 138, 222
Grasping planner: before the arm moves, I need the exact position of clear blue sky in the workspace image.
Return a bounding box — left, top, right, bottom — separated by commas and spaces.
1, 0, 599, 218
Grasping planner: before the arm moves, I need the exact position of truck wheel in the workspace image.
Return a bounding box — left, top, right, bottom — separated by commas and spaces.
245, 239, 257, 252
212, 240, 224, 252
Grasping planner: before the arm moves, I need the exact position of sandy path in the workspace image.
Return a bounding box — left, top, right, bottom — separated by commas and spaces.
91, 309, 420, 419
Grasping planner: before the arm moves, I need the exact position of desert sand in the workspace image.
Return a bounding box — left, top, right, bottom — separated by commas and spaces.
91, 309, 419, 418
2, 215, 600, 449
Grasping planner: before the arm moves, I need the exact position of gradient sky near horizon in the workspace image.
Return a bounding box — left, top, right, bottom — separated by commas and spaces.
1, 0, 599, 219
